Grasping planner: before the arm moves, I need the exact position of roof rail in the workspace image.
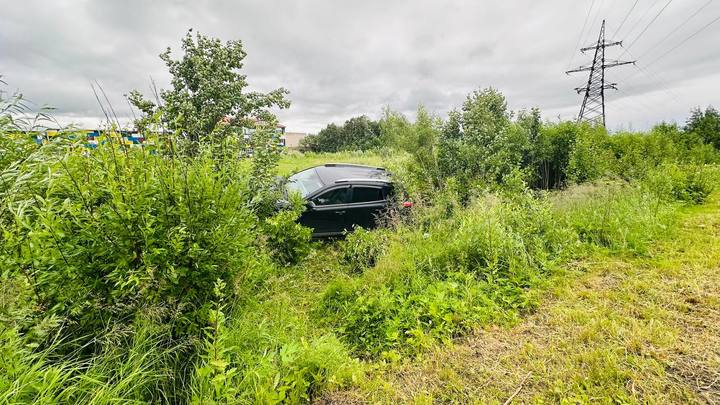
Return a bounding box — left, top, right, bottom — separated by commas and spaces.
324, 163, 386, 171
334, 178, 391, 184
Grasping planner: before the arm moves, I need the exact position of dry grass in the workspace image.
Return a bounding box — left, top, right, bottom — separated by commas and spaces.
320, 194, 720, 404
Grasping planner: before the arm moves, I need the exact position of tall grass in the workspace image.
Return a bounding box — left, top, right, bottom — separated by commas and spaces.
0, 321, 183, 404
316, 166, 715, 359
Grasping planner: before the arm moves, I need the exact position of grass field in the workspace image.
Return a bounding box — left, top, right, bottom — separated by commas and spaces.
277, 150, 397, 175
322, 193, 720, 403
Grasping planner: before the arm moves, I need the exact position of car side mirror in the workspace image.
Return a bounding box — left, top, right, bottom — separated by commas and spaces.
306, 200, 316, 209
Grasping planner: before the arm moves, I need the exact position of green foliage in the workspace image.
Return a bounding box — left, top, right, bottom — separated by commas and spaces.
437, 87, 524, 187
248, 125, 286, 217
318, 172, 706, 358
3, 63, 720, 404
301, 115, 382, 152
192, 279, 239, 403
129, 29, 290, 154
685, 106, 720, 149
555, 182, 677, 253
340, 227, 389, 273
566, 123, 613, 183
0, 320, 181, 404
263, 195, 313, 266
0, 141, 279, 339
258, 335, 357, 403
319, 191, 576, 358
0, 81, 42, 171
379, 105, 442, 194
643, 163, 716, 204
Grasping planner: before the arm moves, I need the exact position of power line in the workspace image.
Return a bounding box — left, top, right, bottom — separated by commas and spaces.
584, 0, 606, 46
643, 13, 720, 69
614, 14, 720, 111
621, 0, 675, 55
617, 0, 659, 41
621, 63, 684, 110
610, 88, 659, 122
612, 0, 639, 38
567, 0, 598, 71
636, 0, 713, 61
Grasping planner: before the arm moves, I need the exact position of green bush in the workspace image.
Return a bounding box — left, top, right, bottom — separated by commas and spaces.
262, 195, 313, 266
340, 227, 389, 273
643, 164, 715, 204
260, 335, 357, 403
0, 140, 281, 339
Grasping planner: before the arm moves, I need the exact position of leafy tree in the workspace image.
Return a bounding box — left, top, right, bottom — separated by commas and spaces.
378, 107, 413, 150
533, 122, 577, 189
343, 115, 382, 150
300, 123, 343, 152
461, 87, 511, 148
567, 123, 612, 183
437, 87, 523, 186
300, 115, 381, 152
437, 109, 463, 180
390, 106, 442, 190
129, 29, 290, 154
685, 106, 720, 149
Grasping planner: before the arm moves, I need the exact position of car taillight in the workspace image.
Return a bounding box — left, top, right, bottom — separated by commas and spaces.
402, 201, 413, 208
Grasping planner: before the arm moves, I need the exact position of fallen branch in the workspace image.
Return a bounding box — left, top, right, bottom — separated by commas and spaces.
503, 372, 533, 405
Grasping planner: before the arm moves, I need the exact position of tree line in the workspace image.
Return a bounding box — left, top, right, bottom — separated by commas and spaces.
302, 89, 720, 196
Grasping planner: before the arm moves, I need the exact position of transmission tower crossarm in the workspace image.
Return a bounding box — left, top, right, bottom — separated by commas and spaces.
580, 40, 623, 52
566, 64, 594, 74
566, 59, 634, 73
603, 60, 635, 68
574, 83, 617, 93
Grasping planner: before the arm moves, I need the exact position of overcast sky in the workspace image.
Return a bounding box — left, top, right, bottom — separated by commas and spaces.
1, 0, 719, 133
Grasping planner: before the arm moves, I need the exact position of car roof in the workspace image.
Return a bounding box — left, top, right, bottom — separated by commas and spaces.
313, 163, 391, 185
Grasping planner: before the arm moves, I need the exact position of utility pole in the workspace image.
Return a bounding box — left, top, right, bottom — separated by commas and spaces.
566, 20, 635, 127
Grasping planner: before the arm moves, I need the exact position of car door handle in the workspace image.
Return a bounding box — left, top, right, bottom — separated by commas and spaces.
335, 210, 346, 215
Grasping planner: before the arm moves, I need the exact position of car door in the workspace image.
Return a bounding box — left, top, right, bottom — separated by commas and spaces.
344, 185, 388, 230
299, 186, 352, 236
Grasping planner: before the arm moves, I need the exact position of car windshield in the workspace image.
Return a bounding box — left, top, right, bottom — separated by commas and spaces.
286, 168, 324, 197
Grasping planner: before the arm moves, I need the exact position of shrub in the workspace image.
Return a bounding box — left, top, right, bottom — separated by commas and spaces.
0, 140, 276, 339
340, 227, 389, 273
263, 196, 313, 266
643, 164, 715, 204
566, 123, 613, 183
262, 335, 357, 403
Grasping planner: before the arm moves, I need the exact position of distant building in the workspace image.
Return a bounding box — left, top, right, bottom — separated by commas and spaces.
280, 132, 308, 149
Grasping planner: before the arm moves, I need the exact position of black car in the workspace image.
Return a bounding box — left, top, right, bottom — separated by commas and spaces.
284, 163, 396, 237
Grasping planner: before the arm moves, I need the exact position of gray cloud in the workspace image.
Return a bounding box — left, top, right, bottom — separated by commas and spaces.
1, 0, 719, 133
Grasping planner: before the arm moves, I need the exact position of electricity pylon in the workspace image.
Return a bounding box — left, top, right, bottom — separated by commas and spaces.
566, 20, 635, 127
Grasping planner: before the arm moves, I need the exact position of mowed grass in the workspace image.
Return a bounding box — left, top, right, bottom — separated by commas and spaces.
324, 193, 720, 404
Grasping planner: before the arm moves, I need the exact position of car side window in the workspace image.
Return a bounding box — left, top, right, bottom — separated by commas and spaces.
351, 187, 384, 203
314, 187, 351, 205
